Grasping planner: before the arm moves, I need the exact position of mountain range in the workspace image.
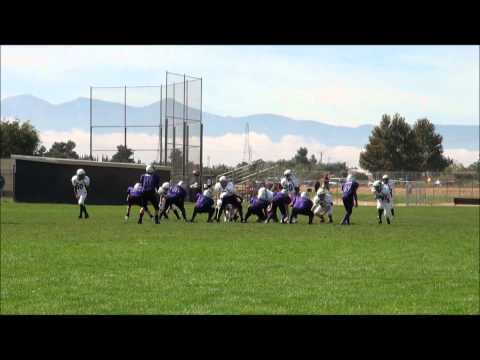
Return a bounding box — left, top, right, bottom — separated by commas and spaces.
1, 94, 478, 150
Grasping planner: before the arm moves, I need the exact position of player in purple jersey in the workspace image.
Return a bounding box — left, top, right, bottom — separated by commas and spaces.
243, 196, 269, 223
139, 164, 161, 224
159, 181, 188, 221
289, 192, 314, 224
190, 189, 215, 222
158, 182, 181, 220
125, 183, 153, 222
266, 188, 291, 223
340, 174, 359, 225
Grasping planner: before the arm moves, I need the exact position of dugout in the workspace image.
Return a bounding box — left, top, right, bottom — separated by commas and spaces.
10, 155, 171, 205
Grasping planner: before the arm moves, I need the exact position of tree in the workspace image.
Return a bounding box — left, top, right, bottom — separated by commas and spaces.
321, 162, 348, 174
0, 119, 42, 157
110, 145, 134, 163
413, 118, 452, 172
169, 148, 183, 166
294, 147, 309, 165
360, 113, 422, 172
467, 159, 480, 173
45, 140, 79, 159
309, 154, 317, 165
359, 114, 391, 171
35, 145, 47, 156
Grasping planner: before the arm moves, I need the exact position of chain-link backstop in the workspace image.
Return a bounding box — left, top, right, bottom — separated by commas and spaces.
90, 71, 202, 184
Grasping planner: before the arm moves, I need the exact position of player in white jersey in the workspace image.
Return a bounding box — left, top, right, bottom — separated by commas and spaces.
312, 187, 334, 223
371, 180, 392, 224
213, 176, 244, 222
382, 174, 395, 217
71, 168, 90, 219
281, 169, 299, 198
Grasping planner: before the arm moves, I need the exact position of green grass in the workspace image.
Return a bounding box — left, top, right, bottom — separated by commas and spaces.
1, 200, 479, 314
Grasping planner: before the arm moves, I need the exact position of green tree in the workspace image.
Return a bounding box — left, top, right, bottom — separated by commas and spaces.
413, 118, 452, 172
360, 113, 422, 172
110, 145, 134, 163
294, 147, 309, 165
35, 145, 47, 156
309, 154, 317, 165
169, 148, 183, 166
0, 119, 42, 157
467, 159, 480, 173
45, 140, 79, 159
359, 114, 391, 171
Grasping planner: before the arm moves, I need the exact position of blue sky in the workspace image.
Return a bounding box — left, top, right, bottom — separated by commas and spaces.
1, 45, 478, 126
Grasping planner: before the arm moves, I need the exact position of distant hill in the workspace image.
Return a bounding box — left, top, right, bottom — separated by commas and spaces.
1, 94, 478, 150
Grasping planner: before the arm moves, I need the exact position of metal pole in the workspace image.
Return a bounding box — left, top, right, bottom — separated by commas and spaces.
124, 85, 127, 148
164, 72, 168, 166
199, 77, 203, 182
200, 123, 204, 186
89, 86, 93, 160
159, 86, 163, 164
172, 76, 175, 172
183, 74, 186, 180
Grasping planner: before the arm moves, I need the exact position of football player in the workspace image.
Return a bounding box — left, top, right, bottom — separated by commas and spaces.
159, 181, 188, 221
265, 183, 291, 223
125, 183, 153, 222
190, 187, 215, 223
289, 192, 314, 224
139, 164, 160, 224
281, 169, 299, 199
312, 187, 334, 223
340, 174, 359, 225
71, 168, 90, 219
372, 180, 392, 224
158, 182, 181, 220
214, 176, 244, 222
243, 186, 271, 223
382, 174, 395, 217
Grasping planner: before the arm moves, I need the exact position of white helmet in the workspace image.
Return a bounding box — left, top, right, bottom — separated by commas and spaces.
76, 168, 86, 176
203, 189, 213, 198
373, 180, 382, 191
266, 189, 274, 202
316, 188, 325, 196
146, 164, 155, 174
347, 174, 355, 182
214, 182, 222, 192
300, 191, 309, 199
133, 182, 142, 191
280, 178, 289, 189
257, 187, 267, 200
178, 181, 186, 188
161, 182, 170, 190
219, 175, 227, 184
382, 174, 389, 180
284, 169, 292, 177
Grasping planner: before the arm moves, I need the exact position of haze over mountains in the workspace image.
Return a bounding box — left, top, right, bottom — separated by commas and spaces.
2, 95, 478, 152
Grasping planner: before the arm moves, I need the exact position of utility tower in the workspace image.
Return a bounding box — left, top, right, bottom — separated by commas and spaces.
242, 122, 252, 164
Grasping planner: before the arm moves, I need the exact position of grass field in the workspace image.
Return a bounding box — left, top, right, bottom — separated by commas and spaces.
1, 199, 479, 314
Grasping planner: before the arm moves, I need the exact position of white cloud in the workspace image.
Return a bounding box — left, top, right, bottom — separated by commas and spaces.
39, 129, 478, 168
203, 132, 362, 167
444, 148, 479, 167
